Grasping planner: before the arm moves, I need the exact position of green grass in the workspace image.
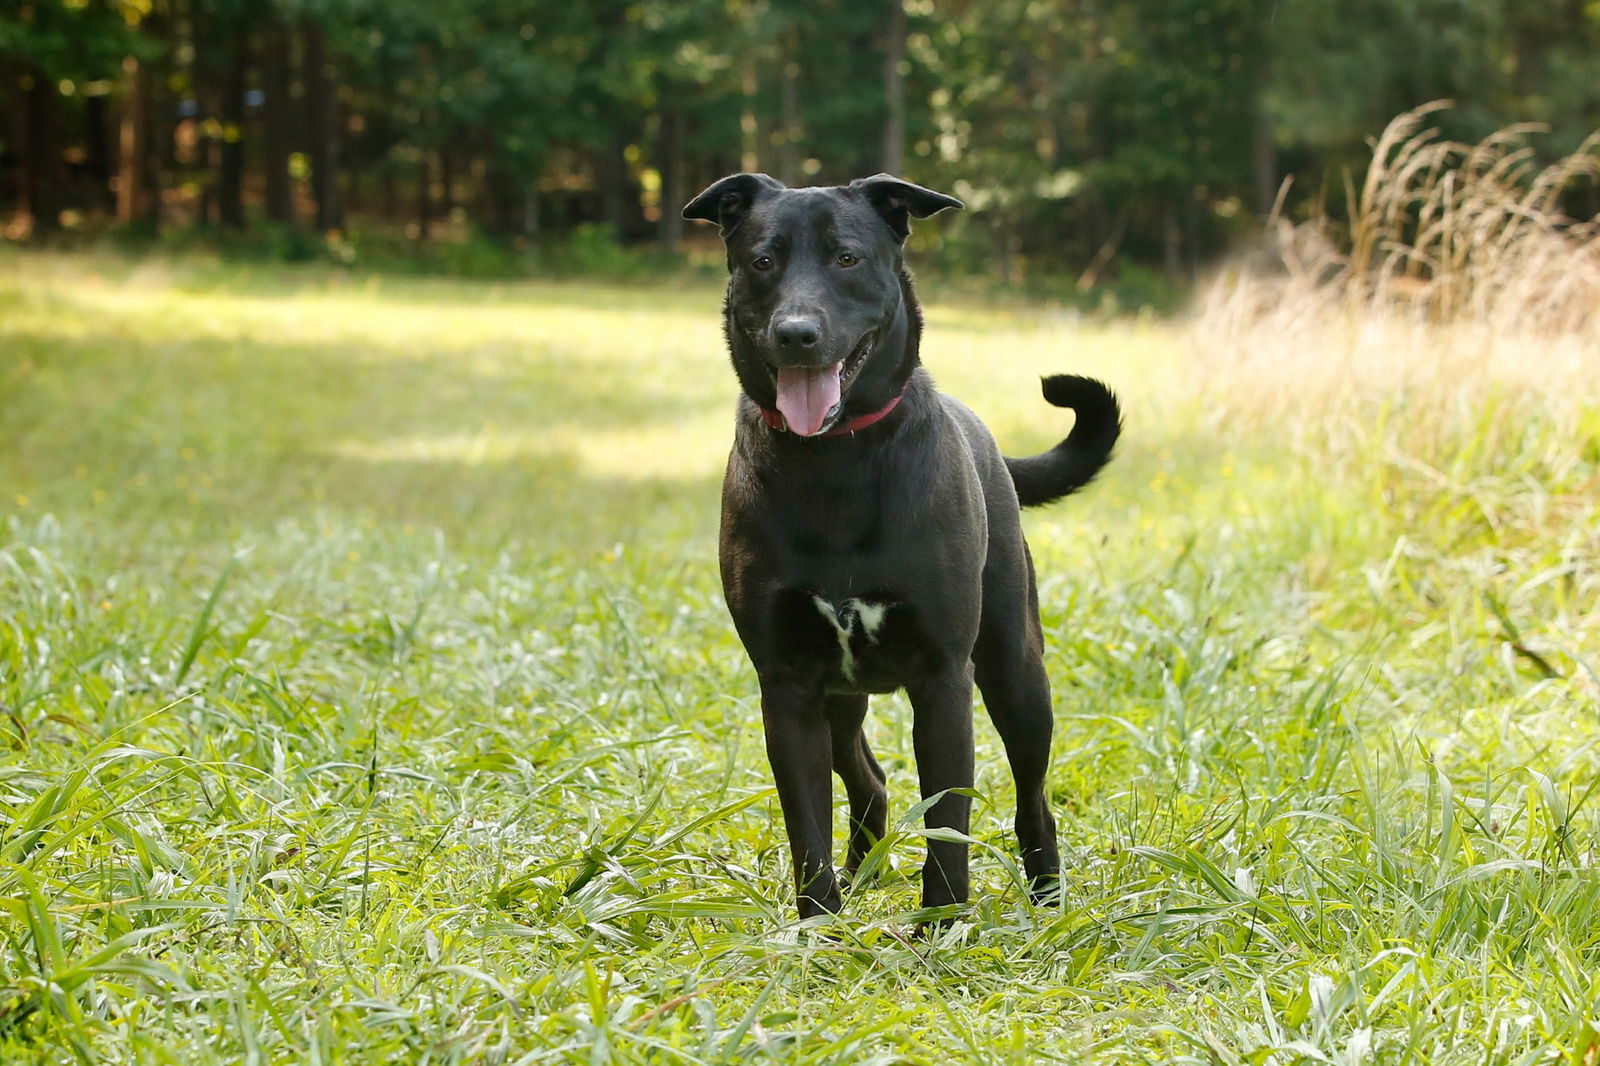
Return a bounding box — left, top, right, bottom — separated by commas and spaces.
1, 248, 1598, 1064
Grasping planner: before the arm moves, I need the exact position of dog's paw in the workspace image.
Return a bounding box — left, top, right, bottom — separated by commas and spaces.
1028, 874, 1065, 907
839, 861, 883, 889
904, 903, 975, 942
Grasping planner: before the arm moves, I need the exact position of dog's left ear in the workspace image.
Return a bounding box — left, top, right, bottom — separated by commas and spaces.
683, 173, 786, 237
850, 174, 964, 241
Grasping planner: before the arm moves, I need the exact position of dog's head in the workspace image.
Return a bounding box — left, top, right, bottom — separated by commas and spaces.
684, 173, 962, 436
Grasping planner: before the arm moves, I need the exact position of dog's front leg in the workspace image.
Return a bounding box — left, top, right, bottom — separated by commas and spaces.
760, 678, 841, 918
907, 664, 975, 910
827, 694, 888, 878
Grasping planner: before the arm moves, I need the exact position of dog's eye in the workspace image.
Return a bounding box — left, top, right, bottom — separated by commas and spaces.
751, 256, 774, 271
836, 253, 860, 268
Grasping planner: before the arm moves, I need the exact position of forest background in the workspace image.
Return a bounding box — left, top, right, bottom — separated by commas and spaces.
5, 0, 1599, 299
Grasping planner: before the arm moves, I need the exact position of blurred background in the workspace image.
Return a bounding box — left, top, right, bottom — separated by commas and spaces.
3, 0, 1599, 298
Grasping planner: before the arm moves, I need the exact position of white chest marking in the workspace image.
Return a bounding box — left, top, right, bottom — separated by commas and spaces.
811, 597, 890, 682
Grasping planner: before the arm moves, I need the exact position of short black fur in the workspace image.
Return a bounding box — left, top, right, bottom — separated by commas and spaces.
684, 172, 1120, 919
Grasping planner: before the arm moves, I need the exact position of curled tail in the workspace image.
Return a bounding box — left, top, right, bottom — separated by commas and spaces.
1005, 374, 1122, 508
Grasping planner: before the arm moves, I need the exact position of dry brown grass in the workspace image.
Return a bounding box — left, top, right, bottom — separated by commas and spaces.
1195, 103, 1600, 454
1192, 107, 1600, 679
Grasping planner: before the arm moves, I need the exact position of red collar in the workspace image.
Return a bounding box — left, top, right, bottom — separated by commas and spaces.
759, 388, 906, 437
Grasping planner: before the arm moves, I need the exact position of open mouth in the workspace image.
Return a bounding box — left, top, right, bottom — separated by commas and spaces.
769, 330, 877, 436
839, 329, 876, 390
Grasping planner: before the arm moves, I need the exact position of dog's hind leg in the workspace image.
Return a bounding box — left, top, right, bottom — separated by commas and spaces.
826, 695, 888, 878
906, 665, 975, 910
973, 573, 1063, 903
761, 680, 842, 918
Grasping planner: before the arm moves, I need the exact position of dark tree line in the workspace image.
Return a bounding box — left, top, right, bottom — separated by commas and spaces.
3, 0, 1599, 279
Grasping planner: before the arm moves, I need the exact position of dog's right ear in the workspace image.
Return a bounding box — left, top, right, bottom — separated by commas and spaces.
850, 174, 964, 241
682, 173, 786, 236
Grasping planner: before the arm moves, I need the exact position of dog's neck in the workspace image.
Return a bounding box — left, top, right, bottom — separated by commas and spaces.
758, 386, 906, 436
890, 270, 925, 383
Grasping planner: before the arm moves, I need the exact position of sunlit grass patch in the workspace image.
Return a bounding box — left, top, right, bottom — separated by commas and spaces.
1, 239, 1598, 1063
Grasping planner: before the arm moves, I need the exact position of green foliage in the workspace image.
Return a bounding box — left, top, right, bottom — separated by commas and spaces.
0, 0, 149, 80
543, 222, 640, 276
141, 219, 324, 263
8, 0, 1600, 282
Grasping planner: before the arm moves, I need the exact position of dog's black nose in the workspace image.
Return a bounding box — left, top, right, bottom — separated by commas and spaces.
774, 317, 821, 348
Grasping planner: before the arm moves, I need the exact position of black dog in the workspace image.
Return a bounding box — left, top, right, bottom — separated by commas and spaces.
683, 172, 1120, 919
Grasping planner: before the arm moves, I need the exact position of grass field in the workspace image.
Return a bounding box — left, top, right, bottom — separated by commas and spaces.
2, 245, 1598, 1064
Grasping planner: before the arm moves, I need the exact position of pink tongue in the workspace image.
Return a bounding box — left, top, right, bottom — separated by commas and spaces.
775, 363, 843, 436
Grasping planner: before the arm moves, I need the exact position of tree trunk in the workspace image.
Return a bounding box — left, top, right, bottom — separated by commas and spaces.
415, 152, 432, 240
777, 35, 800, 184
597, 133, 632, 235
1252, 108, 1277, 217
186, 5, 218, 227
740, 42, 761, 172
995, 213, 1018, 286
1075, 5, 1111, 257
1247, 2, 1277, 218
260, 16, 293, 225
0, 72, 18, 221
372, 45, 399, 222
218, 21, 250, 228
439, 149, 454, 217
23, 73, 60, 235
656, 100, 685, 251
482, 158, 517, 237
150, 11, 178, 234
85, 92, 113, 213
379, 165, 396, 221
881, 0, 906, 174
117, 58, 149, 223
1163, 200, 1181, 281
302, 17, 342, 232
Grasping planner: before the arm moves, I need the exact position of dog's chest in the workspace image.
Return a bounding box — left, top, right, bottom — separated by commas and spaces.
782, 593, 922, 693
810, 596, 889, 682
